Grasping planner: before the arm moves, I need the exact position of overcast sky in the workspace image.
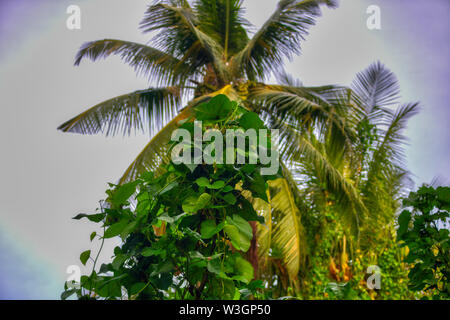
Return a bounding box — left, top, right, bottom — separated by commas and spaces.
0, 0, 448, 299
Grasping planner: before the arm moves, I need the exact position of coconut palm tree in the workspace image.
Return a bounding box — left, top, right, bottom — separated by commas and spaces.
255, 62, 418, 295
259, 62, 418, 231
59, 0, 339, 180
59, 0, 342, 290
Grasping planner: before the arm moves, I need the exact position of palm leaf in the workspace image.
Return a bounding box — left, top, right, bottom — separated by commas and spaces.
140, 0, 228, 83
279, 122, 366, 226
351, 61, 400, 123
249, 84, 356, 151
231, 0, 337, 80
268, 178, 305, 285
58, 87, 181, 136
363, 103, 419, 200
358, 103, 419, 240
74, 39, 192, 85
242, 177, 304, 287
249, 82, 364, 227
195, 0, 250, 58
373, 102, 419, 167
118, 106, 194, 184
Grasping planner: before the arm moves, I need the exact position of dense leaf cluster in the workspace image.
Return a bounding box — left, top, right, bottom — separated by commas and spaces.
397, 186, 450, 299
62, 95, 280, 300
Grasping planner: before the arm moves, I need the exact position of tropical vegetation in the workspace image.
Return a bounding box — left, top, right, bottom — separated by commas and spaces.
397, 185, 449, 299
59, 0, 448, 300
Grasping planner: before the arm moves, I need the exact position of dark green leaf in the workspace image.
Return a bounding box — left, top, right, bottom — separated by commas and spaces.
72, 213, 105, 223
195, 95, 233, 121
182, 193, 211, 213
238, 112, 265, 130
80, 250, 91, 266
112, 254, 127, 270
200, 220, 224, 239
61, 288, 77, 300
129, 282, 147, 296
223, 193, 237, 205
104, 219, 130, 239
233, 256, 254, 284
110, 181, 139, 206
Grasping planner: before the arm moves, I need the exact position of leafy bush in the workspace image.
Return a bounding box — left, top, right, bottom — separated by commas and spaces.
397, 185, 450, 299
299, 208, 413, 300
62, 95, 280, 300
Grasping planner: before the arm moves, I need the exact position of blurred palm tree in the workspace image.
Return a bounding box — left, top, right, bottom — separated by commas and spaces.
58, 0, 418, 294
261, 62, 418, 295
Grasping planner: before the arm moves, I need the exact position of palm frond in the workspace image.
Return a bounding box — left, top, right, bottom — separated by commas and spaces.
249, 84, 355, 147
231, 0, 337, 80
141, 0, 228, 83
351, 61, 400, 123
248, 83, 365, 225
119, 105, 193, 184
268, 178, 306, 285
74, 39, 193, 86
367, 102, 420, 181
377, 103, 419, 163
195, 0, 250, 58
359, 103, 419, 229
242, 160, 305, 281
275, 70, 303, 87
58, 87, 181, 136
279, 122, 366, 227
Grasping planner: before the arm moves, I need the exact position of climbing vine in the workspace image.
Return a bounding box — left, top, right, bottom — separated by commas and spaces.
62, 95, 280, 300
397, 185, 450, 299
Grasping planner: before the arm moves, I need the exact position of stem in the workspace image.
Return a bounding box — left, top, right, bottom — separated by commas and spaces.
196, 271, 208, 299
224, 0, 230, 61
93, 224, 106, 272
88, 221, 106, 297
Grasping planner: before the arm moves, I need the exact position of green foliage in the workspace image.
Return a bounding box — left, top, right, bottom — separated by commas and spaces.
397, 185, 450, 300
62, 95, 279, 300
195, 0, 249, 58
58, 1, 424, 300
299, 207, 413, 300
79, 250, 91, 266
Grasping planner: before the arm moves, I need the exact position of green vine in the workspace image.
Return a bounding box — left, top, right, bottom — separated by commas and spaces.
62, 95, 280, 300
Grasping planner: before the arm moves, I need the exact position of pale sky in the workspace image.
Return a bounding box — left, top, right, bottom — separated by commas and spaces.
0, 0, 448, 299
